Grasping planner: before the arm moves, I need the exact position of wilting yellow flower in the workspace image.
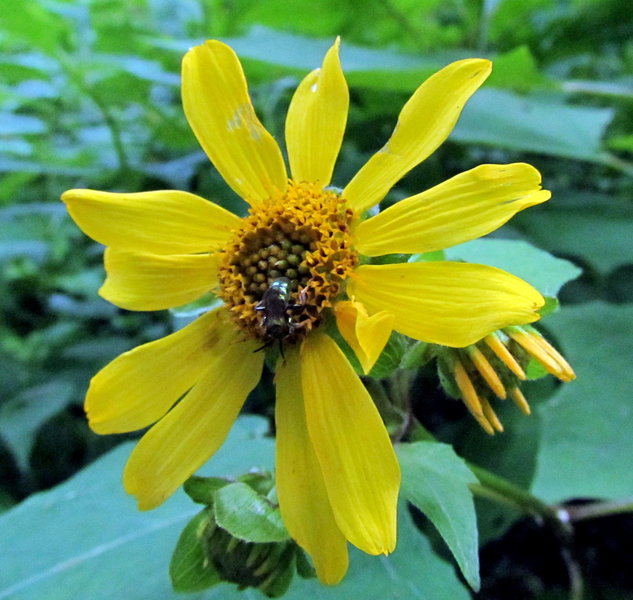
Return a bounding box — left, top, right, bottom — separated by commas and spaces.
442, 325, 575, 434
62, 39, 550, 584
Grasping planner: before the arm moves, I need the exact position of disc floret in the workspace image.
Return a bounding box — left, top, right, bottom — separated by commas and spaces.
218, 181, 358, 345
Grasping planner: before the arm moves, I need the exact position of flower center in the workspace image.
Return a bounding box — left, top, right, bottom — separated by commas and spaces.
218, 181, 358, 346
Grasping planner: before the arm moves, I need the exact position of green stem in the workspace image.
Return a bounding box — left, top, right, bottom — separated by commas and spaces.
561, 496, 633, 522
602, 153, 633, 178
468, 464, 561, 523
410, 421, 561, 522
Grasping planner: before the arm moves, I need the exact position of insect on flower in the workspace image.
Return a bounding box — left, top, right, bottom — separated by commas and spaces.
254, 277, 304, 357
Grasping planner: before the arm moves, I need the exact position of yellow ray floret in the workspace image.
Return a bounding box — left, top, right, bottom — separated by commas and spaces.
285, 37, 348, 186
275, 350, 349, 585
348, 262, 544, 348
300, 332, 400, 555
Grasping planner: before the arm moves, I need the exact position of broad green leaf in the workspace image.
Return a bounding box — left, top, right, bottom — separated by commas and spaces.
397, 441, 480, 591
0, 414, 469, 600
2, 1, 71, 52
455, 403, 542, 544
513, 192, 633, 273
532, 302, 633, 501
487, 46, 552, 92
169, 509, 221, 592
183, 476, 231, 505
444, 238, 582, 298
451, 88, 614, 163
0, 416, 275, 600
213, 482, 289, 543
563, 78, 633, 101
0, 380, 75, 472
153, 26, 450, 92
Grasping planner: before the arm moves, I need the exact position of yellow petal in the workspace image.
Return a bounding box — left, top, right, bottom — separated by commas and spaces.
100, 248, 218, 311
123, 331, 263, 510
453, 357, 494, 435
182, 41, 287, 204
62, 189, 239, 254
285, 38, 348, 186
348, 262, 544, 347
355, 163, 551, 256
334, 300, 394, 374
86, 308, 227, 434
275, 349, 349, 585
301, 332, 400, 555
344, 59, 492, 213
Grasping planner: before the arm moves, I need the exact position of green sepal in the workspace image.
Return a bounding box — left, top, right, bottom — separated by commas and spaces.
436, 349, 461, 400
525, 357, 549, 380
294, 548, 317, 579
538, 296, 560, 318
184, 475, 231, 505
368, 330, 409, 379
169, 508, 221, 592
238, 471, 275, 497
169, 293, 222, 318
401, 340, 433, 369
257, 544, 298, 598
213, 482, 290, 543
408, 250, 446, 262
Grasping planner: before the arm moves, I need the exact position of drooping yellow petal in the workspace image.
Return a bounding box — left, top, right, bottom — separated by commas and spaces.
285, 37, 348, 186
453, 358, 494, 435
348, 262, 544, 347
182, 40, 287, 204
355, 163, 551, 256
62, 189, 239, 254
275, 349, 349, 585
509, 387, 531, 415
123, 332, 263, 510
344, 59, 492, 213
484, 333, 526, 380
100, 248, 218, 311
86, 308, 226, 434
466, 345, 506, 399
334, 300, 394, 374
301, 332, 400, 555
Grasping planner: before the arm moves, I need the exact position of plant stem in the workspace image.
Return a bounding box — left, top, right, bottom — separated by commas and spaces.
468, 464, 561, 523
560, 496, 633, 522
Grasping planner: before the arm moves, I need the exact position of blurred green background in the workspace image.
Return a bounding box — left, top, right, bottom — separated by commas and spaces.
1, 0, 632, 598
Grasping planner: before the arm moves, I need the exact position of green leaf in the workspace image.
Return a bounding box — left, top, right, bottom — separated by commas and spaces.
0, 414, 470, 599
0, 380, 75, 472
456, 404, 541, 544
487, 46, 552, 92
169, 509, 221, 592
153, 26, 448, 92
513, 192, 633, 273
444, 238, 582, 298
451, 88, 614, 163
0, 416, 275, 600
279, 505, 471, 600
532, 302, 633, 501
397, 441, 480, 591
368, 331, 409, 379
183, 476, 231, 505
213, 482, 289, 543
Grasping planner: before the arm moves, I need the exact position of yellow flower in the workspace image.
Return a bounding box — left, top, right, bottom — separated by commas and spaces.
442, 326, 575, 434
62, 39, 550, 584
